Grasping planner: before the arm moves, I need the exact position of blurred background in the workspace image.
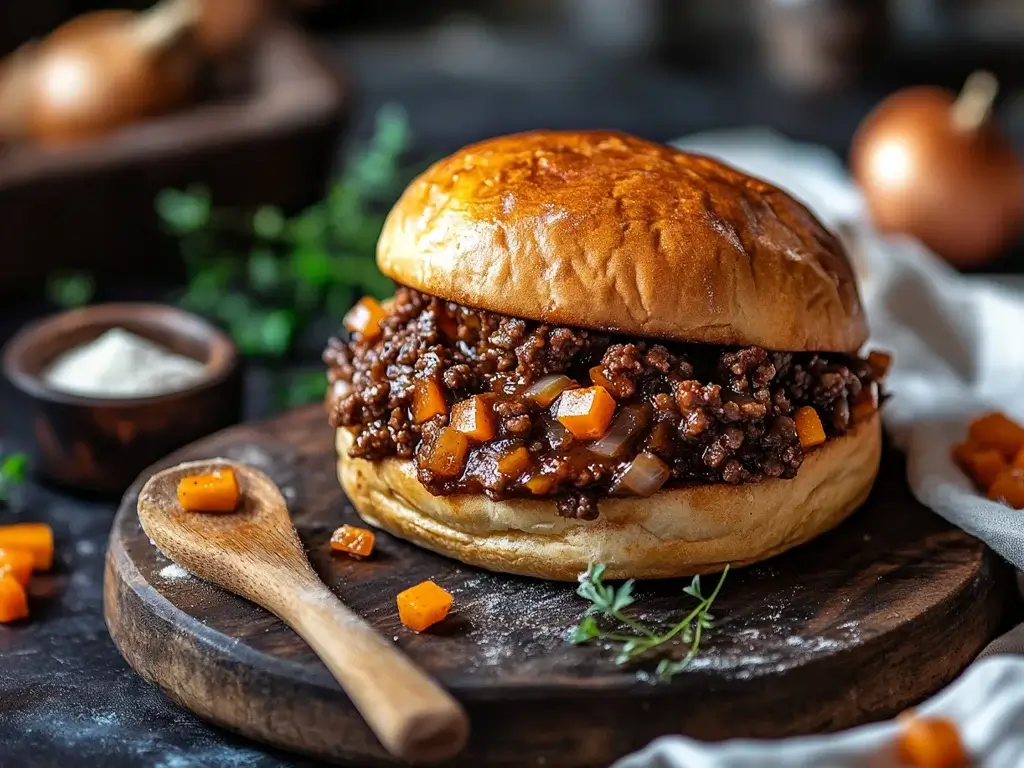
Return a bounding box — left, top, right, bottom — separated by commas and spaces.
2, 0, 1024, 421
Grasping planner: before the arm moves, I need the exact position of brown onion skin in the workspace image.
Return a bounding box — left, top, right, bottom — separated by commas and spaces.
851, 86, 1024, 268
27, 10, 194, 145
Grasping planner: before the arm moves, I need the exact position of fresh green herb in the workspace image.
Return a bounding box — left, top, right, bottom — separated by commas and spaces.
0, 452, 28, 505
571, 563, 729, 681
156, 103, 416, 404
46, 271, 95, 308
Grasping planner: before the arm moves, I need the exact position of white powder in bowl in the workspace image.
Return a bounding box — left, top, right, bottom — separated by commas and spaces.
42, 327, 207, 399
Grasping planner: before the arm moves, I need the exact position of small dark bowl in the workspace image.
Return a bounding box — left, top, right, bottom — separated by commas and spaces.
3, 303, 242, 496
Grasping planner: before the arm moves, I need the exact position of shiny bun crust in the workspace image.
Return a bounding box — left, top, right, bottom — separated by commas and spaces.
335, 414, 881, 581
377, 130, 868, 353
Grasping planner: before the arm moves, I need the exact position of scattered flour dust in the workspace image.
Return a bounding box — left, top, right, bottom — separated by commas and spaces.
158, 563, 191, 581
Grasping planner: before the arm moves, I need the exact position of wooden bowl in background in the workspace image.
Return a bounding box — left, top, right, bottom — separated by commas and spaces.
2, 302, 242, 496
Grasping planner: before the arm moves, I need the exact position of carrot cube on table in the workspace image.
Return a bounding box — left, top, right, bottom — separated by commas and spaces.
0, 548, 34, 586
0, 574, 28, 623
897, 715, 968, 768
0, 523, 54, 570
330, 525, 375, 559
988, 469, 1024, 509
397, 580, 453, 632
177, 468, 240, 513
962, 449, 1008, 490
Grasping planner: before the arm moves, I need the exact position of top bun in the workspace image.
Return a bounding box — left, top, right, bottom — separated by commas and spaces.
377, 130, 868, 352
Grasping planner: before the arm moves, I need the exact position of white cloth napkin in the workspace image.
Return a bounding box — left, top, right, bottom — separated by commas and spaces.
613, 130, 1024, 767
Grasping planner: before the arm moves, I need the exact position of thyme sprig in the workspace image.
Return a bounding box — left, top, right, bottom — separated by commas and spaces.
0, 452, 28, 506
571, 563, 729, 681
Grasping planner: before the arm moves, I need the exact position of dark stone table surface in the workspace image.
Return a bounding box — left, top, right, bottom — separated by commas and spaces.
2, 25, 1024, 768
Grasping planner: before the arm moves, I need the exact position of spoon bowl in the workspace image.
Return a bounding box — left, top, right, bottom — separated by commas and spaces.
137, 458, 469, 764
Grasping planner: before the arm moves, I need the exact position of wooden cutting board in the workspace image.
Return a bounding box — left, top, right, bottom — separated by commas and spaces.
103, 405, 1009, 767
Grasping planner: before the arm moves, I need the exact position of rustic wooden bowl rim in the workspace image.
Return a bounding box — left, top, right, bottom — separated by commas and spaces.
2, 302, 239, 408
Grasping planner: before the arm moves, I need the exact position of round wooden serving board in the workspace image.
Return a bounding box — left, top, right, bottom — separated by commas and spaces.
104, 405, 1008, 767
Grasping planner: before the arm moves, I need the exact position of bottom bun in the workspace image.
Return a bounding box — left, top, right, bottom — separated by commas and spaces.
336, 413, 881, 581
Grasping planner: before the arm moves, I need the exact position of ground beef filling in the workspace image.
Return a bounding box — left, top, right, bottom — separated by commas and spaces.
325, 287, 882, 520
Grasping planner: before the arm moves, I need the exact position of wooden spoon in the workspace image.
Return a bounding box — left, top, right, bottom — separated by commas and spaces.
136, 458, 469, 764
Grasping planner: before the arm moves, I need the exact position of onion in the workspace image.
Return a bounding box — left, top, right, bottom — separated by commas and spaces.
543, 415, 573, 450
613, 453, 670, 497
525, 374, 575, 408
588, 403, 651, 458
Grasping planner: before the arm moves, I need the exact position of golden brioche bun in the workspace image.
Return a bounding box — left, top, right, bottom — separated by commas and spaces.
335, 413, 882, 581
377, 130, 868, 353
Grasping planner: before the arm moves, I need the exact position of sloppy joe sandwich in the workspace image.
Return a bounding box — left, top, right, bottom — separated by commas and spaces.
324, 130, 888, 581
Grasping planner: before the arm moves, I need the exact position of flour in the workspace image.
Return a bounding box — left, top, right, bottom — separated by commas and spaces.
42, 328, 206, 398
158, 564, 190, 581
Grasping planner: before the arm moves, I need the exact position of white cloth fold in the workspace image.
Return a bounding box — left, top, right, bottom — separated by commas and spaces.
612, 130, 1024, 767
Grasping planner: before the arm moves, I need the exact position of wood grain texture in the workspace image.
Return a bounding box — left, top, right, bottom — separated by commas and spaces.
136, 459, 468, 763
104, 405, 1009, 767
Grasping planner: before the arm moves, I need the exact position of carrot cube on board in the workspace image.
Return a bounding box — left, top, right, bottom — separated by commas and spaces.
951, 440, 982, 468
177, 468, 240, 513
962, 449, 1007, 490
343, 297, 387, 342
412, 379, 447, 424
450, 395, 497, 442
1013, 445, 1024, 472
897, 715, 968, 768
330, 525, 375, 559
420, 428, 469, 478
0, 574, 28, 623
0, 548, 34, 586
794, 406, 827, 449
0, 523, 54, 571
967, 412, 1024, 461
556, 386, 617, 440
988, 469, 1024, 509
397, 580, 453, 632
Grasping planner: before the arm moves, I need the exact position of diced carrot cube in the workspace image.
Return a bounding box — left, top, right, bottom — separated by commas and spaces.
867, 350, 893, 379
556, 386, 617, 440
0, 523, 54, 571
397, 580, 453, 632
851, 381, 880, 423
0, 548, 33, 586
897, 715, 968, 768
0, 574, 28, 623
343, 297, 387, 342
177, 468, 240, 513
589, 365, 614, 390
962, 449, 1007, 490
794, 406, 826, 449
496, 446, 531, 478
968, 412, 1024, 461
988, 469, 1024, 509
330, 524, 375, 558
524, 473, 555, 495
420, 428, 469, 478
412, 379, 447, 424
952, 440, 982, 468
450, 395, 497, 442
1012, 445, 1024, 472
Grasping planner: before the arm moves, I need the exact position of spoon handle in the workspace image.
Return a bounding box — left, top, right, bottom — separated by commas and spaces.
273, 579, 469, 763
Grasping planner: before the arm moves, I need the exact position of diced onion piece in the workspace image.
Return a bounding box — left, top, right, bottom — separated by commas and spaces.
421, 428, 469, 478
525, 375, 576, 407
330, 524, 375, 558
450, 395, 497, 442
968, 412, 1024, 461
497, 446, 531, 478
588, 403, 651, 458
524, 473, 555, 495
412, 379, 446, 424
397, 580, 453, 631
794, 406, 826, 449
544, 416, 573, 450
867, 350, 893, 379
556, 386, 616, 440
343, 296, 387, 342
851, 380, 880, 423
614, 453, 670, 497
